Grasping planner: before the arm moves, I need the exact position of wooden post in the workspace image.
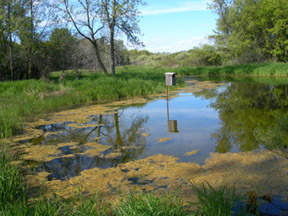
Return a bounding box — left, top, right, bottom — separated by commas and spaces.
166, 95, 169, 121
166, 85, 168, 100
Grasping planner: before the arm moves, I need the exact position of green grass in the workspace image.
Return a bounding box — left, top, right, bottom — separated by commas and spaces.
190, 182, 246, 216
1, 62, 288, 138
117, 62, 288, 76
113, 192, 190, 216
0, 71, 183, 138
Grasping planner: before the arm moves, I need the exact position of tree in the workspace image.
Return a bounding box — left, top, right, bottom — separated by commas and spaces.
209, 0, 288, 64
20, 0, 55, 79
48, 28, 77, 73
61, 0, 108, 74
100, 0, 144, 75
0, 0, 25, 80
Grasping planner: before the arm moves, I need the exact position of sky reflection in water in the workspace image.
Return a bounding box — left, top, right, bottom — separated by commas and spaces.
30, 78, 288, 180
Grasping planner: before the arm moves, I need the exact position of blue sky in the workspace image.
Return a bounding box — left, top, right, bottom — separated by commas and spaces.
131, 0, 218, 53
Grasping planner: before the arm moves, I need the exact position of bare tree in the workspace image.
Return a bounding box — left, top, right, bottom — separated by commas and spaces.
61, 0, 108, 74
100, 0, 144, 75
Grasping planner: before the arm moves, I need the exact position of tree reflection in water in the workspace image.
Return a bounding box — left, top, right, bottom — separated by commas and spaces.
36, 111, 149, 180
194, 82, 288, 153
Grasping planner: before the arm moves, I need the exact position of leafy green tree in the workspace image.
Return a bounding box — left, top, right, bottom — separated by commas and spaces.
48, 28, 77, 73
20, 0, 55, 79
210, 0, 288, 64
0, 0, 26, 80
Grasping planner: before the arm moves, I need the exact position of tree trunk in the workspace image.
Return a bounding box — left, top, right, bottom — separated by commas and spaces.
28, 0, 33, 79
98, 115, 103, 137
28, 51, 32, 79
110, 28, 116, 76
114, 113, 123, 148
7, 2, 14, 80
8, 35, 14, 80
92, 41, 108, 74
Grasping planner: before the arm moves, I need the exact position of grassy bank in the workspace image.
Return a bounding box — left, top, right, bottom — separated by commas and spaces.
1, 62, 288, 138
0, 72, 183, 138
0, 63, 288, 137
118, 62, 288, 76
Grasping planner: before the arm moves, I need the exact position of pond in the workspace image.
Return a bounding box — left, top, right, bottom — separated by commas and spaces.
10, 77, 288, 214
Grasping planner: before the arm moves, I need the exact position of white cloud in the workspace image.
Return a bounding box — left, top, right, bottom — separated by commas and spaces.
152, 37, 169, 42
140, 36, 210, 53
141, 0, 210, 16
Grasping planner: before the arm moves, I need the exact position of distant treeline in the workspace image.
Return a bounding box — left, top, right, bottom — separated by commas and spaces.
0, 26, 130, 80
0, 0, 143, 80
128, 45, 222, 67
1, 0, 287, 81
126, 0, 288, 68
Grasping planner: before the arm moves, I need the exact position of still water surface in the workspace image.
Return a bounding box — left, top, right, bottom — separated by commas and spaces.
22, 77, 288, 180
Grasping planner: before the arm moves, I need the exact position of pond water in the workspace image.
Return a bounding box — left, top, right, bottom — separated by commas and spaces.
11, 77, 288, 215
15, 77, 288, 181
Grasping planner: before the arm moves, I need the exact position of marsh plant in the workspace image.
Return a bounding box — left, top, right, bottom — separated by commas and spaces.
1, 63, 288, 138
113, 192, 190, 216
0, 146, 25, 207
190, 182, 246, 216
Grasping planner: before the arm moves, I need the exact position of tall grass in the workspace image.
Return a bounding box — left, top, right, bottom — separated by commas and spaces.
190, 182, 246, 216
118, 62, 288, 77
1, 63, 288, 138
0, 72, 183, 138
113, 192, 190, 216
0, 147, 25, 208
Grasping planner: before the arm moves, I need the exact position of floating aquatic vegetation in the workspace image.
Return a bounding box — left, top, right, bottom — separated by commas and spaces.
66, 123, 102, 129
43, 131, 63, 137
81, 143, 112, 157
177, 80, 226, 94
84, 142, 111, 150
22, 145, 62, 162
94, 137, 101, 141
121, 146, 140, 150
102, 152, 122, 159
80, 149, 103, 157
33, 150, 288, 205
184, 150, 199, 156
12, 128, 43, 142
141, 133, 150, 137
158, 138, 172, 143
57, 142, 79, 148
